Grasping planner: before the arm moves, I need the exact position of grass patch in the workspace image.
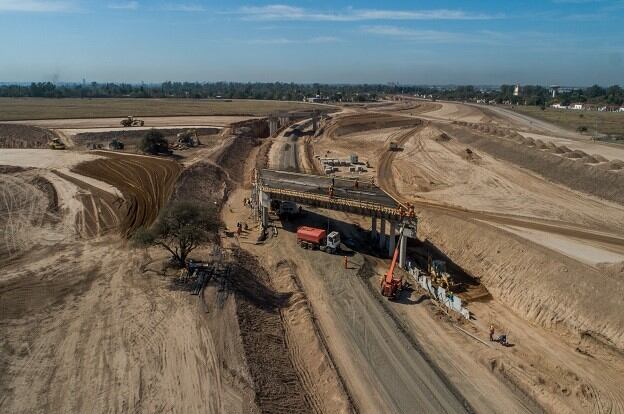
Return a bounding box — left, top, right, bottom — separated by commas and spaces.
0, 98, 332, 121
509, 105, 624, 137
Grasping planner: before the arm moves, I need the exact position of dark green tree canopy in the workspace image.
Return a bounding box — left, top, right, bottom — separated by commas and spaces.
133, 201, 220, 267
139, 129, 169, 155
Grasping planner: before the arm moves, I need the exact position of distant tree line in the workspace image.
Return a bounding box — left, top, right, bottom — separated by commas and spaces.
0, 81, 398, 101
419, 84, 624, 106
0, 81, 622, 106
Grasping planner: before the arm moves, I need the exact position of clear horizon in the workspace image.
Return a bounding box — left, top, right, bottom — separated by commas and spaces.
1, 1, 623, 85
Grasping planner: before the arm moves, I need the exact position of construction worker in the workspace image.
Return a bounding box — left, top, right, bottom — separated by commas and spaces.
354, 179, 359, 189
489, 325, 495, 342
344, 256, 348, 269
328, 185, 335, 198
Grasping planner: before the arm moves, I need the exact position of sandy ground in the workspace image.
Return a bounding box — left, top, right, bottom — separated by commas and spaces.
0, 148, 102, 169
415, 101, 488, 123
0, 241, 258, 413
224, 194, 471, 413
306, 104, 624, 412
3, 100, 623, 414
0, 140, 261, 413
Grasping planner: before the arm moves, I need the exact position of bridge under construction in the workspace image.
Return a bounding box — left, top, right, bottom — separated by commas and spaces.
252, 169, 417, 265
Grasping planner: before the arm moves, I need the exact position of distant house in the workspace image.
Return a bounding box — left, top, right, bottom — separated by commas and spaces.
551, 103, 568, 109
600, 105, 622, 112
306, 94, 328, 103
570, 103, 584, 110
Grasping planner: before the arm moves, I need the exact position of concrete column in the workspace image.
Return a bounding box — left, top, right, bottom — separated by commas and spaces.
379, 218, 386, 251
371, 216, 377, 241
399, 232, 407, 269
388, 221, 397, 257
269, 118, 278, 136
261, 206, 268, 228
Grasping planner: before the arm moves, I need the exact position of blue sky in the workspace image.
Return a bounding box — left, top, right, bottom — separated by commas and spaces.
0, 0, 623, 85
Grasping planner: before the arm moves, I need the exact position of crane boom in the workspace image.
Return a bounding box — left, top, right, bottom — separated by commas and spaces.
380, 226, 404, 298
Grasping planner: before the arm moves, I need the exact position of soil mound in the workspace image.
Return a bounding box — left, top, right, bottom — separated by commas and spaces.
447, 126, 624, 204
74, 127, 220, 152
603, 160, 624, 171
0, 124, 56, 148
593, 154, 608, 163
564, 150, 588, 159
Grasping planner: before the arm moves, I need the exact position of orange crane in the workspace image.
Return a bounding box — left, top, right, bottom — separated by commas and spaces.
380, 226, 405, 299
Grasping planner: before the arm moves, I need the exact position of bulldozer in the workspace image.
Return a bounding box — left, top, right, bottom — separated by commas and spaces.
174, 129, 200, 148
120, 116, 145, 127
428, 257, 455, 290
48, 137, 66, 150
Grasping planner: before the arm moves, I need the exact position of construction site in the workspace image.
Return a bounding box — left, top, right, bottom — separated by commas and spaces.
1, 98, 624, 414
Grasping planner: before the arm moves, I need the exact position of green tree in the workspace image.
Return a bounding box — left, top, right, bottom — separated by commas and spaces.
139, 129, 169, 154
133, 201, 220, 267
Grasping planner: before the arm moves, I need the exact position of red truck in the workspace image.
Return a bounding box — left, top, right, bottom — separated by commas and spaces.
296, 226, 341, 254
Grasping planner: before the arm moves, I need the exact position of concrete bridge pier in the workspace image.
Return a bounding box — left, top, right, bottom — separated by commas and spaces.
379, 218, 386, 252
261, 206, 268, 228
399, 230, 407, 269
312, 111, 319, 131
388, 221, 397, 257
371, 216, 377, 241
269, 117, 279, 136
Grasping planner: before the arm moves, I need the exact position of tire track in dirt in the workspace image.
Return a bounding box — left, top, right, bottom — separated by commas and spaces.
71, 151, 182, 237
377, 129, 624, 251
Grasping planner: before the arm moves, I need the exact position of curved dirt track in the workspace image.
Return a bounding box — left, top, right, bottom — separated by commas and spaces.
72, 151, 182, 236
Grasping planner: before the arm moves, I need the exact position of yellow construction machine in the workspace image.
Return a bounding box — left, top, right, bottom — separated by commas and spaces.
428, 256, 455, 290
120, 116, 145, 127
48, 137, 66, 150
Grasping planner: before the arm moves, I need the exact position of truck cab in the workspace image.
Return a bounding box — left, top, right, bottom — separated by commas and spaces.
324, 231, 341, 254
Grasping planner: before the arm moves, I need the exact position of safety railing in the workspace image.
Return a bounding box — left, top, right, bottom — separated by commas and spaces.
259, 185, 402, 218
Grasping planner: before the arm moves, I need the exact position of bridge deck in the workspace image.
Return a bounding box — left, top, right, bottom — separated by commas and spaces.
258, 169, 406, 220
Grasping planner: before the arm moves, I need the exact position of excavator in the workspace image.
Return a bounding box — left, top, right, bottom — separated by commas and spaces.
380, 226, 406, 299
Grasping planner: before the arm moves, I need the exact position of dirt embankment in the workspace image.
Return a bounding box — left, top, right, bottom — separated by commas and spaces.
418, 209, 624, 350
325, 113, 422, 138
443, 124, 624, 204
73, 127, 221, 151
0, 123, 57, 148
172, 130, 263, 208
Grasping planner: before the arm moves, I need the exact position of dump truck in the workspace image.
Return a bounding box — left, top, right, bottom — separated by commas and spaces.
296, 226, 340, 254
